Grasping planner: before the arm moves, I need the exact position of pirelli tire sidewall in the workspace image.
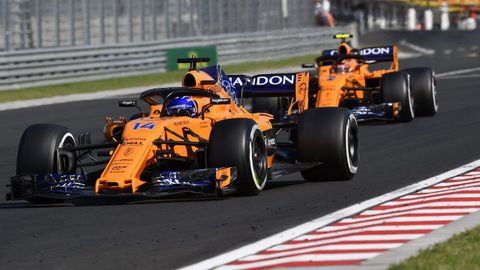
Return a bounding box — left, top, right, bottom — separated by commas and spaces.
403, 67, 438, 116
296, 108, 359, 181
208, 118, 268, 195
16, 124, 76, 204
17, 124, 76, 175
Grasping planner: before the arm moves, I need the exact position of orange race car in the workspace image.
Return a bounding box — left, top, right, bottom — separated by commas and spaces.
306, 33, 438, 122
7, 58, 359, 204
250, 34, 438, 122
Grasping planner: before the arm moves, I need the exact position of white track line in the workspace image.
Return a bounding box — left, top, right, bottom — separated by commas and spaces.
436, 66, 480, 78
1, 60, 479, 112
179, 159, 480, 270
399, 40, 435, 55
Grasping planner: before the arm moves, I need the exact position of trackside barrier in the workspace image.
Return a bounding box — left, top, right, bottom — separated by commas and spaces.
0, 26, 356, 91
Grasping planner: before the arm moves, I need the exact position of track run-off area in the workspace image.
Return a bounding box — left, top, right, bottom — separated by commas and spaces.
1, 30, 480, 269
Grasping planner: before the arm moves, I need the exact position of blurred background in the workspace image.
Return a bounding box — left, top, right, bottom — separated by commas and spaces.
1, 0, 478, 51
0, 0, 478, 90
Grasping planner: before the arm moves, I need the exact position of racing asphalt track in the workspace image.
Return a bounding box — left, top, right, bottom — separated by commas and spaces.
1, 30, 480, 270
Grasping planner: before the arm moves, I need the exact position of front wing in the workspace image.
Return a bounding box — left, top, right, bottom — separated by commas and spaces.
7, 167, 237, 203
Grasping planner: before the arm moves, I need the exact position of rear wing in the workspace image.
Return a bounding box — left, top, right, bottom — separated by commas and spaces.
227, 72, 310, 113
321, 45, 398, 62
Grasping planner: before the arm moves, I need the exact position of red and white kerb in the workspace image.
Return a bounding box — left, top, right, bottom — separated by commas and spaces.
219, 168, 480, 270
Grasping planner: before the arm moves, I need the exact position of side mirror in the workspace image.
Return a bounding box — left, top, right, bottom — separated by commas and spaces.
118, 100, 137, 107
119, 100, 145, 118
302, 63, 315, 68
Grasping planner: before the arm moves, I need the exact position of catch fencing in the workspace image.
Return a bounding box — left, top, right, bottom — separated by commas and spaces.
0, 0, 316, 51
0, 25, 356, 91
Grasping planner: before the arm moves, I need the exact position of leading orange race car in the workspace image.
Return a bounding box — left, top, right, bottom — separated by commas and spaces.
8, 58, 359, 204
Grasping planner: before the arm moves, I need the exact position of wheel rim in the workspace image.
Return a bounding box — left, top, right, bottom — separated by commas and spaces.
57, 133, 75, 173
345, 115, 359, 173
251, 131, 268, 189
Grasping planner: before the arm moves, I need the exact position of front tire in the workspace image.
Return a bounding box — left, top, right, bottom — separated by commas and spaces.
208, 119, 268, 195
296, 108, 359, 181
16, 124, 76, 203
404, 67, 438, 116
381, 71, 414, 122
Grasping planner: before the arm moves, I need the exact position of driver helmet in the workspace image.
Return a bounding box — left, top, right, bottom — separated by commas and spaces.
165, 96, 198, 117
335, 64, 352, 74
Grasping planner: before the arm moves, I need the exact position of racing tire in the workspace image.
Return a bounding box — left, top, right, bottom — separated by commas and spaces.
381, 71, 414, 122
208, 119, 268, 195
16, 124, 76, 203
403, 67, 438, 116
296, 108, 359, 181
250, 97, 285, 118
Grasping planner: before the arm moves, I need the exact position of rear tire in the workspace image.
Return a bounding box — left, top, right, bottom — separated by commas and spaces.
16, 124, 76, 203
251, 97, 286, 118
296, 108, 359, 181
208, 119, 268, 195
381, 71, 414, 122
404, 67, 438, 116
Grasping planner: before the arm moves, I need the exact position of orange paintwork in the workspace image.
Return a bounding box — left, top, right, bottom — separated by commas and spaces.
98, 68, 274, 193
314, 41, 399, 109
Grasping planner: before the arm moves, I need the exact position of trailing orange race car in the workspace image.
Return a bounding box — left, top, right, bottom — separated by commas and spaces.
307, 33, 438, 122
250, 34, 438, 122
7, 58, 359, 204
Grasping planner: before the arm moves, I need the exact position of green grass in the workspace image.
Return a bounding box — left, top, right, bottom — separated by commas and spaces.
0, 53, 319, 103
389, 224, 480, 270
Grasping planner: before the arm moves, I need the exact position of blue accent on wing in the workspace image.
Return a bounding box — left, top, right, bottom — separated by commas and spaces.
200, 64, 240, 104
227, 73, 298, 97
200, 65, 298, 99
359, 46, 394, 61
322, 49, 338, 57
352, 106, 386, 119
322, 46, 394, 62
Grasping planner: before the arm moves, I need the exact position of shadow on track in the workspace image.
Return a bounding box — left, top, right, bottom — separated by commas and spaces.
0, 179, 310, 208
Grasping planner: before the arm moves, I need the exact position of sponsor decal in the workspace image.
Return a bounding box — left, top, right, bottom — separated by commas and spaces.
210, 98, 231, 104
360, 46, 392, 56
116, 158, 134, 162
125, 138, 146, 141
254, 75, 295, 86
173, 120, 190, 126
132, 122, 155, 130
267, 138, 276, 147
124, 141, 144, 146
111, 165, 127, 171
123, 147, 134, 156
230, 75, 296, 87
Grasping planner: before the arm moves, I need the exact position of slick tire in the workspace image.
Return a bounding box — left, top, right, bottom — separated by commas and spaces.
251, 97, 286, 119
404, 67, 438, 116
381, 71, 414, 122
296, 108, 359, 181
208, 119, 268, 195
16, 124, 76, 203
